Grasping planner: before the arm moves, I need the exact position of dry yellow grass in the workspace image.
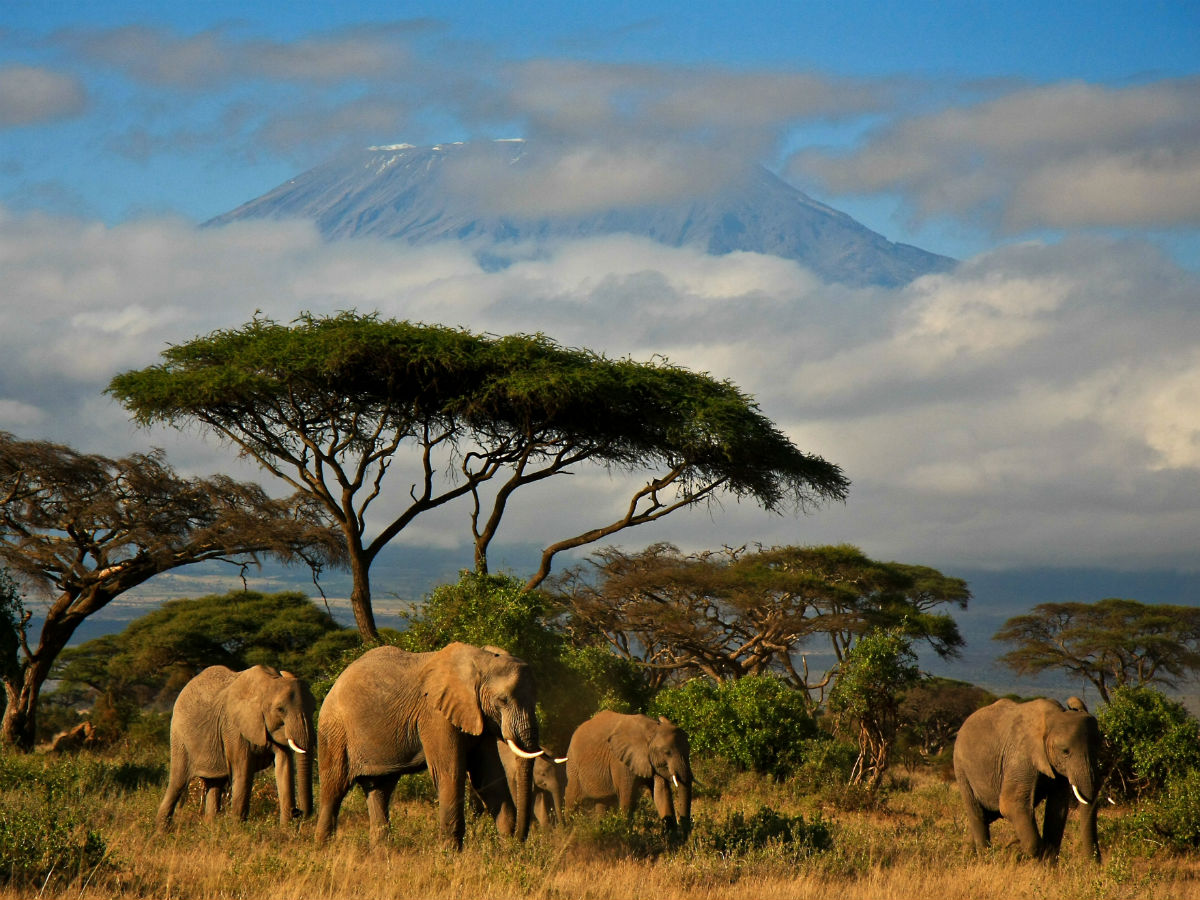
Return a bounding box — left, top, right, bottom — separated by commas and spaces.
3, 751, 1199, 900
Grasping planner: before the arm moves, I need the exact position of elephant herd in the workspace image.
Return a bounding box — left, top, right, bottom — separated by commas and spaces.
156, 640, 1102, 863
155, 641, 693, 849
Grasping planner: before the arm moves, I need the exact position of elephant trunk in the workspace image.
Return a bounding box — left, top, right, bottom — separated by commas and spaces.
1067, 756, 1096, 806
285, 704, 314, 817
502, 708, 539, 842
295, 740, 313, 817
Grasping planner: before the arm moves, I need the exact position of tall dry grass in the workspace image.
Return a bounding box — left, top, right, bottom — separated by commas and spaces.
2, 746, 1199, 900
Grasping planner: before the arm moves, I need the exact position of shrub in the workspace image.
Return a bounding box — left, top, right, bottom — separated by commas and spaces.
1125, 767, 1200, 852
1096, 686, 1200, 800
696, 805, 833, 857
0, 753, 112, 890
650, 675, 817, 779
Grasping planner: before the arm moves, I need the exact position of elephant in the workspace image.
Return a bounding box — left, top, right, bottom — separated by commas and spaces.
483, 739, 568, 829
565, 711, 692, 829
953, 697, 1101, 862
315, 642, 543, 849
156, 665, 314, 829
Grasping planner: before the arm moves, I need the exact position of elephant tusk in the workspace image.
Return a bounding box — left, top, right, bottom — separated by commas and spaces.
554, 756, 569, 764
672, 775, 679, 787
507, 739, 544, 760
1071, 783, 1089, 805
287, 739, 307, 755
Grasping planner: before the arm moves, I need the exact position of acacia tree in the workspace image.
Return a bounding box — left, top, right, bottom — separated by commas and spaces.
108, 312, 848, 641
554, 542, 967, 700
995, 598, 1200, 703
0, 432, 342, 750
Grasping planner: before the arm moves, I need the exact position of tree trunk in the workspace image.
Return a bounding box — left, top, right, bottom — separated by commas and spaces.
2, 657, 52, 751
348, 553, 380, 642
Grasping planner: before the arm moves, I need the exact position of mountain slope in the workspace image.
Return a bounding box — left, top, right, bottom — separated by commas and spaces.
208, 140, 954, 287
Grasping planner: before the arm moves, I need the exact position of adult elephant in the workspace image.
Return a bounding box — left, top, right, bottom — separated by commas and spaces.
953, 697, 1101, 862
484, 740, 568, 829
315, 642, 543, 849
156, 665, 314, 829
565, 711, 691, 828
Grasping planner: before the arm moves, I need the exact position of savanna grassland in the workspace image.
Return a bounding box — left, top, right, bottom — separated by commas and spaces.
3, 742, 1198, 900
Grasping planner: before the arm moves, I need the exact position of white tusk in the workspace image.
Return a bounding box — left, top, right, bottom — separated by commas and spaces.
555, 756, 569, 764
1071, 783, 1089, 805
672, 775, 679, 787
507, 739, 544, 760
287, 739, 307, 755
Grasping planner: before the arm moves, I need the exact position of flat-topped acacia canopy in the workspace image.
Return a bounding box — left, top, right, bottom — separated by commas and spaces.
108, 311, 849, 640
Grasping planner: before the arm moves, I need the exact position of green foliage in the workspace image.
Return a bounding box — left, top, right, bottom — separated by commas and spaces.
696, 805, 833, 857
53, 591, 359, 711
0, 751, 169, 890
396, 571, 647, 750
828, 629, 920, 724
1126, 767, 1200, 852
0, 568, 23, 684
1096, 686, 1200, 800
650, 675, 817, 778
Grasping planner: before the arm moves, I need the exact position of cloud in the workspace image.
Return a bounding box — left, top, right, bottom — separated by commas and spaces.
2, 206, 1199, 572
0, 65, 86, 127
789, 78, 1200, 231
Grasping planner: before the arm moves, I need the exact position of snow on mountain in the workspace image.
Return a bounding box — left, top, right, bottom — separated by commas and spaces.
207, 140, 954, 287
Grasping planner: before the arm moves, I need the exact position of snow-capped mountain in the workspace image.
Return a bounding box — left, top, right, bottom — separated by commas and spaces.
208, 140, 954, 287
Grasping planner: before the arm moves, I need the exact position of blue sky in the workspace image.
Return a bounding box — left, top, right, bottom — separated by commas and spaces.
3, 1, 1200, 584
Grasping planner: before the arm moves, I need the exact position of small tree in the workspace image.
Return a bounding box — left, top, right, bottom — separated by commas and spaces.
109, 312, 848, 641
826, 628, 920, 791
0, 432, 342, 750
555, 543, 966, 702
898, 677, 995, 758
995, 598, 1200, 703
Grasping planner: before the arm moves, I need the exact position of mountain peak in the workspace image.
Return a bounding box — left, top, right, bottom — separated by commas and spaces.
208, 140, 954, 288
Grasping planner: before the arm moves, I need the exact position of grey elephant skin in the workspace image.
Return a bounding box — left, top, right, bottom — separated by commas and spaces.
490, 739, 568, 828
565, 711, 692, 828
953, 697, 1101, 862
315, 642, 542, 849
156, 665, 315, 829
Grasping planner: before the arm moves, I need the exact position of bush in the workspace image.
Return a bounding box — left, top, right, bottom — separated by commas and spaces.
1096, 686, 1200, 800
650, 675, 817, 779
0, 753, 113, 890
696, 805, 833, 857
1125, 767, 1200, 852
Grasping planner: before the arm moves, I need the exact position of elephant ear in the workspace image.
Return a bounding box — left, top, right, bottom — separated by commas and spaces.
425, 644, 485, 735
226, 666, 271, 747
609, 717, 654, 778
1026, 701, 1057, 779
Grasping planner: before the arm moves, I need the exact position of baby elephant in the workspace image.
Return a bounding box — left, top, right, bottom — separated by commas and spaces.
566, 711, 692, 828
156, 665, 315, 829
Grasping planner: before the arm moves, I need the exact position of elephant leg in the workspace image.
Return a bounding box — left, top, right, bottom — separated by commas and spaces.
230, 764, 254, 821
957, 779, 991, 852
429, 745, 468, 850
999, 790, 1042, 859
274, 748, 296, 825
533, 792, 551, 828
652, 775, 677, 828
1040, 792, 1070, 862
362, 774, 400, 847
202, 778, 226, 819
468, 747, 515, 837
156, 749, 191, 829
316, 742, 350, 843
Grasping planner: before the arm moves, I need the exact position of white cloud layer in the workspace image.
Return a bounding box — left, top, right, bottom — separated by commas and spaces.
3, 208, 1199, 573
790, 79, 1200, 231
